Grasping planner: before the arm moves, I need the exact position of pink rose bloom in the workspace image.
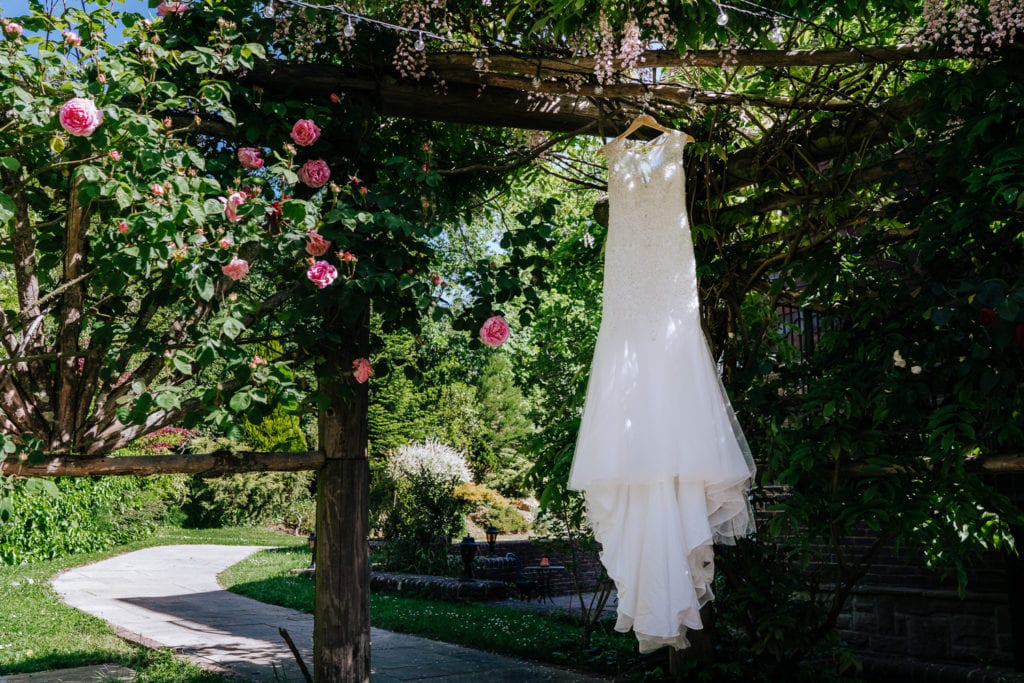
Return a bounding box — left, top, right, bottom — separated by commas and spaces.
237, 147, 264, 170
480, 315, 511, 347
290, 119, 321, 147
59, 97, 103, 137
222, 257, 249, 281
298, 159, 330, 188
117, 221, 129, 234
352, 357, 373, 384
62, 30, 81, 46
150, 183, 164, 196
329, 93, 340, 103
219, 238, 232, 248
305, 231, 331, 257
223, 191, 246, 222
306, 260, 338, 289
109, 149, 121, 161
156, 1, 187, 17
3, 21, 22, 37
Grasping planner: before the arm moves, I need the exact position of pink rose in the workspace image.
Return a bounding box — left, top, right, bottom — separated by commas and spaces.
305, 231, 331, 257
3, 21, 23, 37
290, 119, 321, 147
329, 93, 340, 103
222, 257, 249, 281
352, 357, 373, 384
109, 149, 121, 161
248, 355, 267, 369
237, 147, 264, 170
150, 183, 164, 196
306, 260, 338, 289
223, 191, 246, 222
341, 251, 357, 262
97, 73, 107, 84
156, 1, 187, 17
117, 221, 129, 234
298, 159, 331, 188
479, 315, 510, 347
62, 30, 81, 46
219, 238, 232, 248
59, 98, 103, 137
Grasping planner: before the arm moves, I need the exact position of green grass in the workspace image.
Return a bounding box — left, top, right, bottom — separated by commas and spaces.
0, 526, 302, 679
220, 547, 667, 680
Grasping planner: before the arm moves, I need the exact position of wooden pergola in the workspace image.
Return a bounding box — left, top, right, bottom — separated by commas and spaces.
4, 39, 1023, 682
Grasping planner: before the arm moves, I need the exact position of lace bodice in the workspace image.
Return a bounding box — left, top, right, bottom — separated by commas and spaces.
600, 131, 697, 337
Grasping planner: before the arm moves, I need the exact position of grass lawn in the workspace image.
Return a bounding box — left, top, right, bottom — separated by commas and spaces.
0, 526, 304, 681
220, 546, 667, 680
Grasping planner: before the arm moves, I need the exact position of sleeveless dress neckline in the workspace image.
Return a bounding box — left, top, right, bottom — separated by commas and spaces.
570, 128, 755, 653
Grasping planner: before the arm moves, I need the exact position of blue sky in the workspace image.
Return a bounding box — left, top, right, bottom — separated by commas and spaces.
2, 0, 155, 45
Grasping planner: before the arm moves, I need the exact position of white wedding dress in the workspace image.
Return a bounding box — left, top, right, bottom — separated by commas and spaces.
569, 130, 755, 653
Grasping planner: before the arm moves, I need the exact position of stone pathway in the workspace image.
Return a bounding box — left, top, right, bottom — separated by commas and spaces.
51, 545, 604, 682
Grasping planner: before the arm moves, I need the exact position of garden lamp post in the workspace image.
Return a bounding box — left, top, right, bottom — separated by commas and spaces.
485, 526, 500, 555
307, 531, 316, 569
459, 535, 477, 580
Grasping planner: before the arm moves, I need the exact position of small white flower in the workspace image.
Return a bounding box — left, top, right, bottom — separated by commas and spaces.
893, 350, 907, 368
911, 365, 922, 375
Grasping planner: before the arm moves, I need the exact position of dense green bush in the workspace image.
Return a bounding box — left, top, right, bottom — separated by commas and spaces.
0, 476, 185, 565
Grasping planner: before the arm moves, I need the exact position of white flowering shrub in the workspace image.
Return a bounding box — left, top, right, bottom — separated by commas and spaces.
386, 439, 473, 485
374, 440, 473, 575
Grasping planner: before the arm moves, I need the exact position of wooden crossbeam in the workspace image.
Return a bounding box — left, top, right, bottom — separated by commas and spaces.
1, 450, 325, 477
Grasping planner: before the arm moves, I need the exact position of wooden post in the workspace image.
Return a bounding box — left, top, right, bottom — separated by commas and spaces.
314, 348, 370, 682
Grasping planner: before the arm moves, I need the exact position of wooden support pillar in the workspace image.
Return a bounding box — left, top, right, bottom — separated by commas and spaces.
314, 347, 370, 682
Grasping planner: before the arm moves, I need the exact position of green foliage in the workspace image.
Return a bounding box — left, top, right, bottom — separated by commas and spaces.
0, 476, 182, 565
454, 482, 530, 533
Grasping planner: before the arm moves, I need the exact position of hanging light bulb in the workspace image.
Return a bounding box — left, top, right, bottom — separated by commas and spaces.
769, 23, 784, 44
473, 52, 485, 70
716, 5, 729, 26
261, 1, 275, 18
594, 84, 604, 96
414, 32, 426, 51
343, 17, 355, 38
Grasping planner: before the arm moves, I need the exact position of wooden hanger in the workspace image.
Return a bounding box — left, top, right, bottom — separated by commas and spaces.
609, 114, 696, 146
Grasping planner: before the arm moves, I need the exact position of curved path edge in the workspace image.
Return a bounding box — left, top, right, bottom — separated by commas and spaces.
52, 544, 603, 682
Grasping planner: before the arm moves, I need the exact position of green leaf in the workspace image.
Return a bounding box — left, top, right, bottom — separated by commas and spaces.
195, 275, 215, 301
229, 391, 252, 412
172, 353, 194, 375
222, 317, 245, 339
0, 191, 15, 225
0, 157, 19, 171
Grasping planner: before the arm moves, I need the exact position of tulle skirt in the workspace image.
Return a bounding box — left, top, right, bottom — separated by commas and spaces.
570, 315, 755, 652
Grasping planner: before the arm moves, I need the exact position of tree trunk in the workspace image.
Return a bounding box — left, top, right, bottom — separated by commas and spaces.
314, 341, 371, 682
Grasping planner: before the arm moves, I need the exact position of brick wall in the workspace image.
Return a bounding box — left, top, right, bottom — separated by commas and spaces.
464, 538, 606, 596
